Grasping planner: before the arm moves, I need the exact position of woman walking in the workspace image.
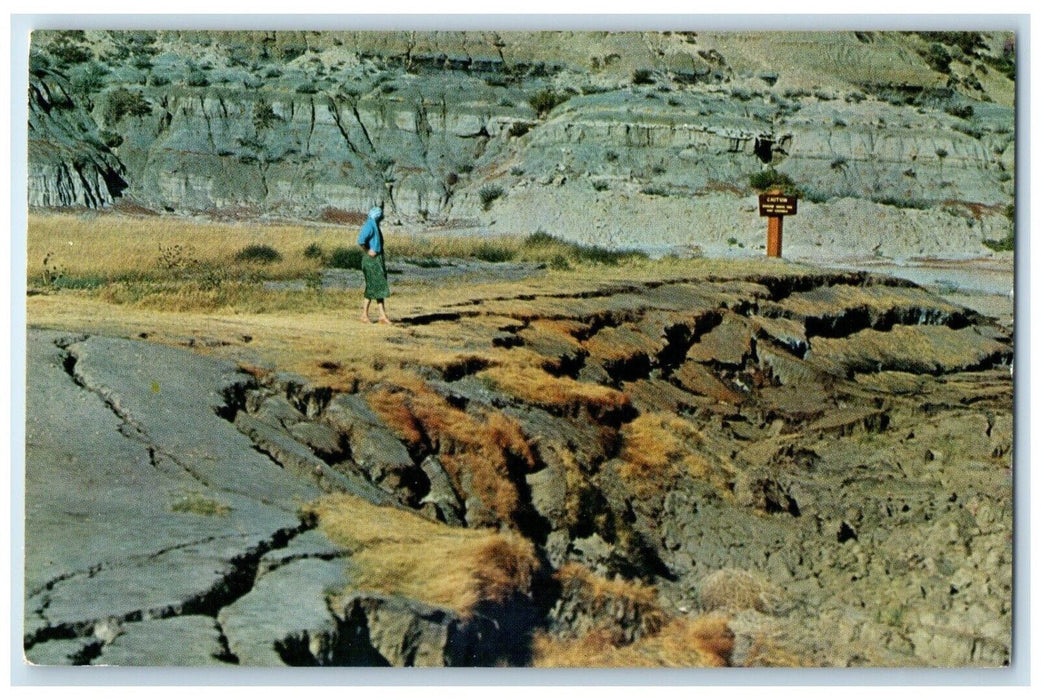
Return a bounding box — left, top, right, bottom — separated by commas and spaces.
357, 206, 392, 324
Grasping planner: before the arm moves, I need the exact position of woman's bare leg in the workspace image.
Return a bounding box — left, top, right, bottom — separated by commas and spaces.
360, 299, 372, 323
376, 300, 392, 324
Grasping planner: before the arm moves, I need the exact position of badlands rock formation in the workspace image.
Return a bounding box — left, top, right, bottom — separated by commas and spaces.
27, 30, 1015, 260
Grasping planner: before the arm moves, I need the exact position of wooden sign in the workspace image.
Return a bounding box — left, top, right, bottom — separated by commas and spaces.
758, 193, 798, 217
757, 191, 798, 258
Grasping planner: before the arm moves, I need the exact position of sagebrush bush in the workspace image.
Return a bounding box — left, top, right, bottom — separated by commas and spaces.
479, 185, 505, 211
473, 241, 515, 262
699, 568, 781, 614
749, 169, 803, 196
185, 67, 209, 87
509, 121, 531, 138
103, 88, 151, 125
529, 89, 568, 118
234, 244, 282, 264
632, 68, 655, 85
983, 233, 1015, 252
327, 246, 363, 268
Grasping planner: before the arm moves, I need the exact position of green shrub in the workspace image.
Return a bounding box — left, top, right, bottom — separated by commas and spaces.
103, 88, 151, 125
303, 242, 323, 259
641, 185, 669, 197
632, 69, 655, 85
234, 244, 282, 264
100, 129, 123, 149
186, 67, 209, 87
983, 233, 1015, 252
525, 230, 558, 246
749, 169, 803, 196
916, 31, 987, 57
529, 89, 568, 118
986, 52, 1016, 80
253, 99, 281, 131
549, 254, 572, 270
573, 243, 645, 265
945, 104, 974, 119
48, 33, 92, 65
328, 246, 364, 268
473, 242, 516, 263
70, 62, 109, 98
479, 185, 505, 210
523, 230, 647, 266
509, 121, 531, 138
923, 43, 953, 74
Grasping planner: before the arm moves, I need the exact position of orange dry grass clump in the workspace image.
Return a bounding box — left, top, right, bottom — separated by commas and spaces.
618, 412, 713, 496
479, 362, 629, 415
533, 614, 734, 668
303, 493, 538, 615
366, 376, 534, 525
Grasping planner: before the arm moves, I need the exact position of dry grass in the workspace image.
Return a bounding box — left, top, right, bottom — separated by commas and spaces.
555, 563, 667, 639
479, 362, 629, 416
532, 614, 734, 668
28, 212, 337, 282
366, 375, 535, 525
304, 492, 538, 615
699, 568, 782, 614
617, 412, 718, 497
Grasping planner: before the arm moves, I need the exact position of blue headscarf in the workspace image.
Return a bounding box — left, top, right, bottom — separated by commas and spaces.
368, 206, 383, 221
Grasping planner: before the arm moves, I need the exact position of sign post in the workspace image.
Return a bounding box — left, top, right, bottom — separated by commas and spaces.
758, 189, 798, 258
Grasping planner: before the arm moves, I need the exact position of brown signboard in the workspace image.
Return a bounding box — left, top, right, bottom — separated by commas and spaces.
758, 193, 798, 217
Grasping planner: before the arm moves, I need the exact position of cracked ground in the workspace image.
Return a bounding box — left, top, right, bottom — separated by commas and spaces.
24, 258, 1014, 666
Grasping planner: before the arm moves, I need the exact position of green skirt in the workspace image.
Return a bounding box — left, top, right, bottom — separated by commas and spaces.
361, 253, 390, 300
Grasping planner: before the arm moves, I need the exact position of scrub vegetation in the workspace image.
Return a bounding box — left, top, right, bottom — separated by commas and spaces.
304, 492, 539, 615
27, 213, 655, 316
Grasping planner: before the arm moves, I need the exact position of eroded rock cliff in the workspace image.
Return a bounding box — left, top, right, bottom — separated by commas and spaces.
26, 30, 1016, 258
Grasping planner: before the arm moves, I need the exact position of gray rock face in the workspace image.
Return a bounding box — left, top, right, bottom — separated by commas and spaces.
218, 558, 347, 666
28, 68, 126, 207
23, 330, 341, 665
331, 594, 507, 667
419, 456, 465, 526
93, 616, 232, 666
23, 328, 522, 667
323, 393, 423, 500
